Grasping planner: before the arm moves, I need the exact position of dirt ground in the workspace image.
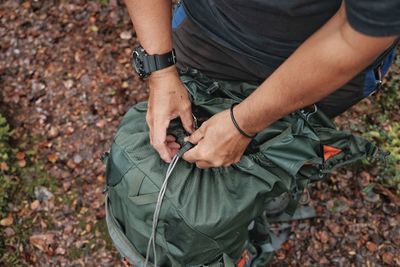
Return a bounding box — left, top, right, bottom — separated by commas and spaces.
0, 1, 399, 266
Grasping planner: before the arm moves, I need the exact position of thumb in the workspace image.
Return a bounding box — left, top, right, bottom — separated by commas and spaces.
184, 127, 204, 145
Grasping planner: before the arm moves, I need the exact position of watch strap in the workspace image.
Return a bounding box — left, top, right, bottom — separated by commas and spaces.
143, 49, 176, 74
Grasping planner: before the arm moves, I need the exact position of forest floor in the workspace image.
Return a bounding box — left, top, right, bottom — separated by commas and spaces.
0, 1, 399, 266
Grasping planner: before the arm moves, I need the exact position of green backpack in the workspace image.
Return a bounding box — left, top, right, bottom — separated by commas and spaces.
104, 69, 380, 266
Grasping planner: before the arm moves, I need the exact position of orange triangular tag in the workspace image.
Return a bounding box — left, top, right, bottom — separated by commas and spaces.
323, 145, 342, 161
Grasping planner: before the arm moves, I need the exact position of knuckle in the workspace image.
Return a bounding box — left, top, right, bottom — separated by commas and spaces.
196, 163, 207, 169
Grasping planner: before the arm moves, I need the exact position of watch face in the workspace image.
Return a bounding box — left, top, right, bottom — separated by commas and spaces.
132, 48, 147, 78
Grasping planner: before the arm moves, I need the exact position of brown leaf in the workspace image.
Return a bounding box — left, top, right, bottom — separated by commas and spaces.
4, 227, 15, 237
18, 159, 26, 168
30, 200, 40, 210
382, 252, 394, 265
29, 233, 55, 252
0, 162, 9, 171
48, 126, 59, 139
47, 153, 58, 163
316, 231, 330, 244
95, 119, 106, 128
55, 247, 66, 255
0, 213, 14, 226
366, 241, 377, 252
16, 151, 25, 160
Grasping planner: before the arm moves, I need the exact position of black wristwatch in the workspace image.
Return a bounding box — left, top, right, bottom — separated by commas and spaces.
131, 45, 177, 79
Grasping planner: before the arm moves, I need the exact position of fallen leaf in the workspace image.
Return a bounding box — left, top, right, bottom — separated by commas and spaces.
4, 227, 15, 237
47, 153, 58, 163
30, 200, 40, 210
0, 162, 9, 171
55, 247, 66, 255
95, 119, 106, 128
16, 151, 25, 160
366, 241, 377, 252
48, 127, 59, 138
382, 252, 394, 265
316, 231, 329, 244
29, 233, 55, 252
0, 213, 14, 226
18, 159, 26, 168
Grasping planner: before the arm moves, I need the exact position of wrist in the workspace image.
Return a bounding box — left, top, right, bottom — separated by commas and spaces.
233, 103, 259, 137
149, 65, 178, 79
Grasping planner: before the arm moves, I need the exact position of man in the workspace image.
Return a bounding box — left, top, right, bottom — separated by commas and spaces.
124, 0, 399, 168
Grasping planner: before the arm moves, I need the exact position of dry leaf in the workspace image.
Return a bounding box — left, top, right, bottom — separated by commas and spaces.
16, 151, 25, 160
0, 213, 14, 226
47, 153, 58, 163
18, 159, 26, 168
30, 200, 40, 210
0, 162, 9, 171
29, 233, 55, 252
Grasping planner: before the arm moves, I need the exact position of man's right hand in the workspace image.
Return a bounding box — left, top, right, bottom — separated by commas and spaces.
146, 66, 193, 163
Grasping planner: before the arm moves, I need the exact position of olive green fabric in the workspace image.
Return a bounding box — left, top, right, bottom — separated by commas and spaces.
105, 69, 378, 266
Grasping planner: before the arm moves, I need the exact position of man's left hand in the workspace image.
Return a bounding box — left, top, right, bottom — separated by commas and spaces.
181, 109, 251, 168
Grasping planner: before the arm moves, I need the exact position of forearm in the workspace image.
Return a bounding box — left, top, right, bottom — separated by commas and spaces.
236, 5, 396, 134
124, 0, 173, 54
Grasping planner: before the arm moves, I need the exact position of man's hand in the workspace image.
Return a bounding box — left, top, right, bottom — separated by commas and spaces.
182, 109, 251, 168
147, 66, 193, 163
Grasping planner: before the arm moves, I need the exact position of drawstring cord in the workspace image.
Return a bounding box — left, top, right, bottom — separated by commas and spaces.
144, 142, 194, 267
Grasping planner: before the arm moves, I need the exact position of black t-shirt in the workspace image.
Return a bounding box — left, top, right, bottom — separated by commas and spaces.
175, 0, 400, 82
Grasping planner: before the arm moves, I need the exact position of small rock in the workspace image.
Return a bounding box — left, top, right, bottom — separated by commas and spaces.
120, 31, 132, 40
73, 154, 83, 164
4, 227, 15, 237
34, 186, 54, 202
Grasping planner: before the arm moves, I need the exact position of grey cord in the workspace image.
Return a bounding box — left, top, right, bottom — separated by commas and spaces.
144, 153, 181, 267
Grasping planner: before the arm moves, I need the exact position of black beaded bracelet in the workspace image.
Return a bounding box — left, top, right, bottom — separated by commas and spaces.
230, 103, 257, 139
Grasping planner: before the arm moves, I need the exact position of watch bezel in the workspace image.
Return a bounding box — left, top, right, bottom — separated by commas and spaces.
132, 47, 149, 79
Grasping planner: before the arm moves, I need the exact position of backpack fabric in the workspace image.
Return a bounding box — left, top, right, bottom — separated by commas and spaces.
104, 69, 379, 266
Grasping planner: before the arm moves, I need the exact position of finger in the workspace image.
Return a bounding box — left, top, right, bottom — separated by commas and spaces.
184, 127, 204, 145
166, 135, 176, 142
152, 120, 172, 163
180, 108, 194, 134
170, 148, 180, 156
166, 142, 181, 150
182, 144, 202, 163
196, 160, 212, 169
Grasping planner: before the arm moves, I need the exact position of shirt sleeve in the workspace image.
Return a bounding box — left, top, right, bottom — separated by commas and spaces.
345, 0, 400, 36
